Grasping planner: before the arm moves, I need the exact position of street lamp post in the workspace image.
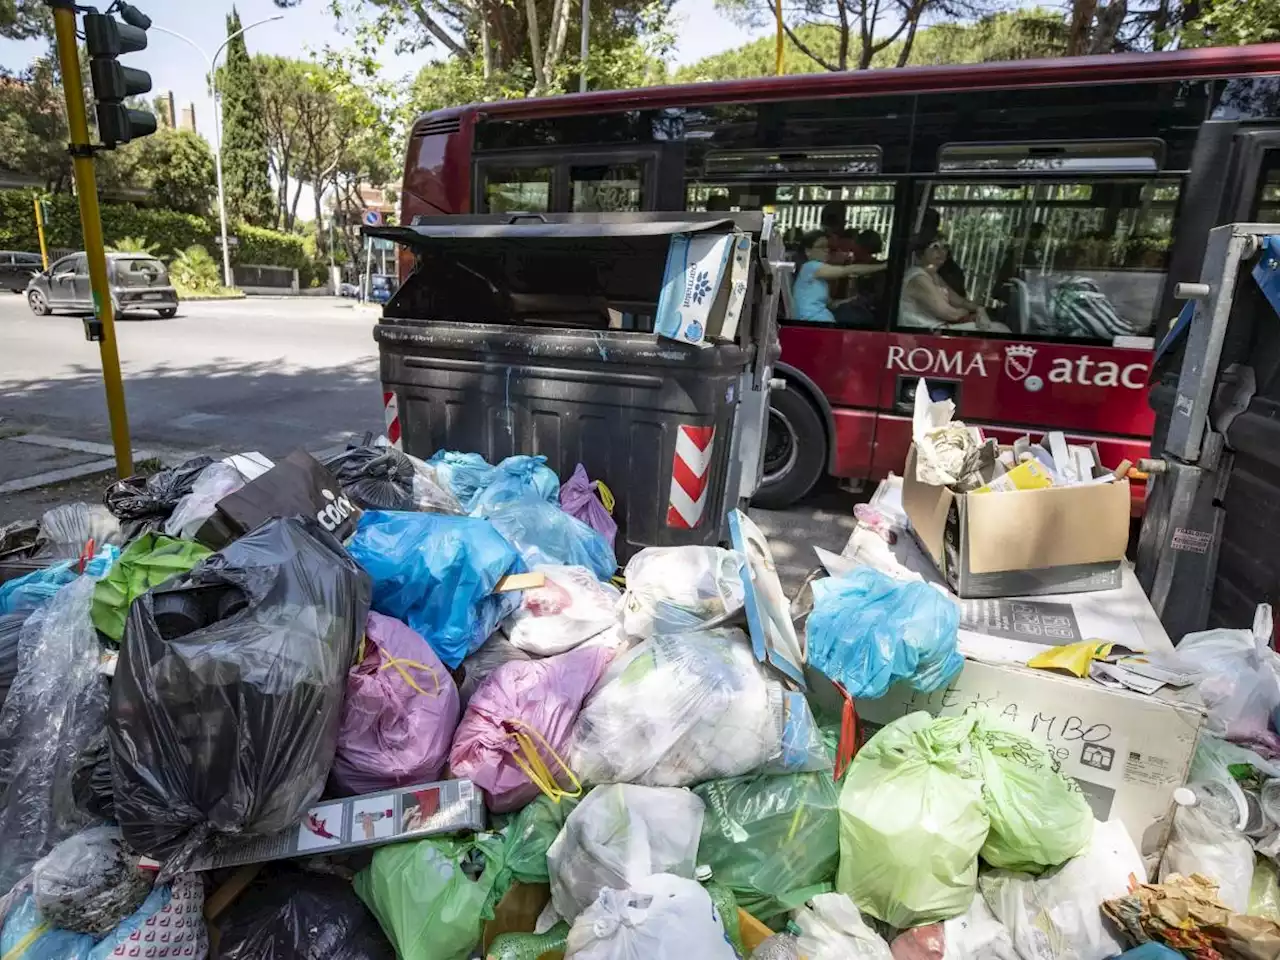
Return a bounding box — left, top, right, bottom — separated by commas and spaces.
151, 16, 283, 288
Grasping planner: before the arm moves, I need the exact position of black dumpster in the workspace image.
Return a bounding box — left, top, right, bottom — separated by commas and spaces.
367, 213, 783, 560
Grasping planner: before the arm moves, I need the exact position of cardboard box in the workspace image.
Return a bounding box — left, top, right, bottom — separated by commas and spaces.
854, 658, 1205, 865
902, 445, 1131, 598
183, 778, 485, 872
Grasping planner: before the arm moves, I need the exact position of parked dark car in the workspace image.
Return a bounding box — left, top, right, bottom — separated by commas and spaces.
26, 252, 178, 318
368, 273, 396, 304
1, 251, 44, 293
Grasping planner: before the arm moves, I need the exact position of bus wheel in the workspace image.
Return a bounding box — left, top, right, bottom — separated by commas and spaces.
753, 387, 826, 510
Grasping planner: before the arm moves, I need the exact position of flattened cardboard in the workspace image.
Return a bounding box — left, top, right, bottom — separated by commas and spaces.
183, 778, 485, 872
855, 658, 1205, 866
903, 444, 1130, 598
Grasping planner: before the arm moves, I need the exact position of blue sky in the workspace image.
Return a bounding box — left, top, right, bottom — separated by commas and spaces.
0, 0, 766, 140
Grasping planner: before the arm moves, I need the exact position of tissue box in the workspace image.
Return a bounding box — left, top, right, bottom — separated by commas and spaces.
902, 444, 1130, 598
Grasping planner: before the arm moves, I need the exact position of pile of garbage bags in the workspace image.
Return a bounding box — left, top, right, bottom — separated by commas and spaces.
0, 439, 1262, 960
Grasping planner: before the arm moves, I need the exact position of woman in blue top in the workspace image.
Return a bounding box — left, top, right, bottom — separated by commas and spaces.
792, 230, 889, 323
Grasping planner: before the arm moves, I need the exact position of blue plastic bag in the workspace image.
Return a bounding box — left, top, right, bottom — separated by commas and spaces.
347, 511, 525, 669
0, 892, 93, 960
806, 567, 961, 699
476, 495, 616, 580
0, 547, 119, 616
429, 452, 560, 514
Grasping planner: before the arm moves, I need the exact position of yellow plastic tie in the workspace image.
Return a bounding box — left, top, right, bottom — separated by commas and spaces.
594, 480, 616, 515
379, 656, 442, 697
505, 718, 583, 804
3, 921, 50, 960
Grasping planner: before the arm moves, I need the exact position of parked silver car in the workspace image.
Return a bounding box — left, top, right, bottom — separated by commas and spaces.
26, 252, 178, 319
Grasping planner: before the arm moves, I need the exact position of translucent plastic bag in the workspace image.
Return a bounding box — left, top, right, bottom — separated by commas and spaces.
90, 533, 211, 644
0, 612, 22, 707
564, 874, 737, 960
71, 730, 114, 820
109, 518, 371, 867
477, 495, 617, 581
1160, 800, 1254, 913
0, 577, 110, 893
981, 820, 1145, 960
890, 897, 1019, 960
457, 633, 533, 707
430, 451, 559, 513
347, 510, 524, 669
324, 444, 464, 514
103, 456, 214, 533
619, 547, 745, 638
469, 455, 561, 514
971, 712, 1094, 873
837, 712, 989, 928
354, 833, 510, 960
449, 645, 613, 812
560, 464, 617, 549
569, 629, 823, 789
331, 611, 461, 796
1251, 858, 1280, 922
89, 873, 207, 960
218, 867, 394, 960
503, 565, 622, 656
504, 794, 581, 884
694, 770, 840, 927
163, 461, 252, 539
806, 567, 962, 699
547, 783, 705, 921
32, 827, 152, 935
0, 545, 118, 617
1178, 605, 1280, 756
794, 893, 894, 960
37, 503, 123, 553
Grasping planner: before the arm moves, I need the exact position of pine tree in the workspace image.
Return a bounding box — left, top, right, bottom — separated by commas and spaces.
219, 8, 274, 227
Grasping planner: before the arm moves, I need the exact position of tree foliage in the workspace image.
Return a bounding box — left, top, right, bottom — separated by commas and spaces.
1182, 0, 1280, 47
100, 128, 218, 216
221, 8, 276, 227
0, 0, 50, 40
0, 57, 73, 192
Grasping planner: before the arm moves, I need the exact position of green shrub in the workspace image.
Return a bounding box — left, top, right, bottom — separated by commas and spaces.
232, 222, 308, 269
170, 245, 221, 294
108, 236, 158, 254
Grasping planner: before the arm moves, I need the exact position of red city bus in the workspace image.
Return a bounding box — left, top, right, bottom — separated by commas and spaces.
398, 47, 1280, 508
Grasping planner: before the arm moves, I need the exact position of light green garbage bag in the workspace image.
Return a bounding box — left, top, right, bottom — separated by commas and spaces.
694, 770, 840, 929
837, 711, 988, 928
90, 533, 210, 643
354, 832, 511, 960
1250, 857, 1280, 922
503, 794, 580, 885
971, 711, 1094, 872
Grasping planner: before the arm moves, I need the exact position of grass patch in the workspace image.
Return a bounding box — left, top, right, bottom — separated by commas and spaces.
134, 456, 165, 474
175, 284, 244, 300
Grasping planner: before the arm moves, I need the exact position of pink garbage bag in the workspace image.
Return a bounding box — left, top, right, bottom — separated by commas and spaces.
560, 464, 617, 549
331, 611, 461, 796
449, 644, 613, 813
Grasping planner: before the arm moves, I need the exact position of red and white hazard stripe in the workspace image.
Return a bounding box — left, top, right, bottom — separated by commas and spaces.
667, 425, 716, 529
383, 390, 402, 450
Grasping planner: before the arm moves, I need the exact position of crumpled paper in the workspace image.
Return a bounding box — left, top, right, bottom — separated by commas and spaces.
1102, 872, 1280, 960
911, 380, 996, 489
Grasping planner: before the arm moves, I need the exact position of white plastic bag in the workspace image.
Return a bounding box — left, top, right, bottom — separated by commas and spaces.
32, 826, 153, 935
564, 874, 736, 960
980, 820, 1145, 960
547, 784, 704, 921
794, 893, 894, 960
1160, 800, 1254, 913
503, 565, 622, 656
568, 630, 790, 787
164, 453, 275, 540
890, 895, 1019, 960
619, 547, 745, 638
1178, 605, 1280, 755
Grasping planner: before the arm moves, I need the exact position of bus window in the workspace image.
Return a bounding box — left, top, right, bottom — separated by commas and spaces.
481, 165, 552, 213
685, 181, 897, 328
571, 162, 646, 212
1252, 151, 1280, 220
897, 179, 1181, 342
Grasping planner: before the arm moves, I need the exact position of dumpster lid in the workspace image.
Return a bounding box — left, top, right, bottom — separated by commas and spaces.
365, 211, 764, 244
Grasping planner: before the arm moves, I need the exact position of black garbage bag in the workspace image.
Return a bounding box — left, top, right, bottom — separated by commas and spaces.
104, 456, 215, 535
71, 729, 115, 820
215, 867, 396, 960
109, 517, 372, 870
0, 612, 22, 708
322, 444, 418, 511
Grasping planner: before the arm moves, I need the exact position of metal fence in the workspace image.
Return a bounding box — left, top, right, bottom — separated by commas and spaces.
232, 264, 295, 289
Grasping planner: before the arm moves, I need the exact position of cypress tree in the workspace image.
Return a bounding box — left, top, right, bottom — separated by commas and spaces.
219, 7, 274, 227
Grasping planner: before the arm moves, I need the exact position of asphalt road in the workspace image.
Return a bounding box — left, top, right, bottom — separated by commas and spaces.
0, 294, 856, 589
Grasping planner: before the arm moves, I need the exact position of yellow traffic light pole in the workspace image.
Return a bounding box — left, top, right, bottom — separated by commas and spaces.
50, 3, 134, 478
33, 196, 49, 270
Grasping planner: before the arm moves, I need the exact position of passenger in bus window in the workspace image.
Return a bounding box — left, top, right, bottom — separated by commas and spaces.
899, 237, 1009, 333
920, 207, 969, 299
793, 230, 888, 324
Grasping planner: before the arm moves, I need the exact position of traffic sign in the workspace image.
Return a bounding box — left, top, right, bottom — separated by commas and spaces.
364, 210, 383, 226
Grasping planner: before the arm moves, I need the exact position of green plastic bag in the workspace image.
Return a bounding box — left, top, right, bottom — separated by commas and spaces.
971, 712, 1094, 873
695, 770, 840, 929
837, 711, 988, 928
503, 794, 580, 885
1250, 857, 1280, 922
354, 833, 511, 960
90, 533, 210, 643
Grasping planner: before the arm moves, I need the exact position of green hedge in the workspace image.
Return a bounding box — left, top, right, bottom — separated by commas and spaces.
0, 190, 312, 271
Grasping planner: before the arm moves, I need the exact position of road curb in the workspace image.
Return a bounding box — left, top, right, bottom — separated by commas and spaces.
0, 434, 194, 494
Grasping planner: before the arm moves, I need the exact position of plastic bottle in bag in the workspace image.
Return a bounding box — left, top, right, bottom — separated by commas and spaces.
486, 922, 571, 960
697, 865, 745, 959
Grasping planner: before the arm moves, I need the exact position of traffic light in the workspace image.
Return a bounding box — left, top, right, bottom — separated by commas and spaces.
84, 3, 156, 148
